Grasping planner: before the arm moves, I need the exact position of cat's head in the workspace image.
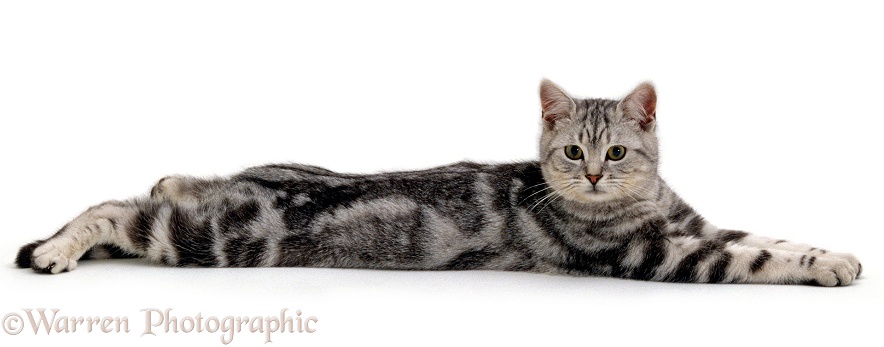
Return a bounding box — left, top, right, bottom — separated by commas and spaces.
539, 80, 659, 204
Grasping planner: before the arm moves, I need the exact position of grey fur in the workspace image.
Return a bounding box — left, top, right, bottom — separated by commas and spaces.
17, 80, 862, 286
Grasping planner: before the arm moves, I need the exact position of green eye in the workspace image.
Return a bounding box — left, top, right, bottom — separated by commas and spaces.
564, 145, 583, 160
607, 145, 626, 161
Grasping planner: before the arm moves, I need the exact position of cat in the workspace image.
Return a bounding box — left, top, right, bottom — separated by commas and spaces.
16, 80, 861, 286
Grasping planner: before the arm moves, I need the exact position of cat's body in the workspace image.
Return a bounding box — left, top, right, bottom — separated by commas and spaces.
17, 80, 862, 286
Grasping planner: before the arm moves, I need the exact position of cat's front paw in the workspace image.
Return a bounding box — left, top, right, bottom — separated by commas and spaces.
31, 240, 79, 274
829, 252, 862, 278
805, 256, 858, 287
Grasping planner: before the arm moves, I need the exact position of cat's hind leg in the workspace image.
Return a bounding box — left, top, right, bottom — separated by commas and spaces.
17, 200, 156, 274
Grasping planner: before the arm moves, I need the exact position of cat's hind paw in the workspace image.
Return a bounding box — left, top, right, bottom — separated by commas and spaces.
30, 240, 79, 274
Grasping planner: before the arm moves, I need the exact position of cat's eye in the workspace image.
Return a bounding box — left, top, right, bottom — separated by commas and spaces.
564, 145, 583, 160
606, 145, 626, 161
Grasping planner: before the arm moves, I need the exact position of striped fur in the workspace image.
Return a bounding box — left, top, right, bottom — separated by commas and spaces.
16, 80, 862, 286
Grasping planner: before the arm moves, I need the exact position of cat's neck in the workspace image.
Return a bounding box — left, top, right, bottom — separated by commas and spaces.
543, 175, 662, 223
554, 197, 654, 219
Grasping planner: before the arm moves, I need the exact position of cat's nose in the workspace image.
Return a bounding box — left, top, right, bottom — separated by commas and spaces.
586, 174, 603, 185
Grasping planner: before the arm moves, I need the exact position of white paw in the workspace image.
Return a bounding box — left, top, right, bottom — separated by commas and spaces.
807, 256, 857, 287
32, 241, 78, 274
827, 252, 862, 278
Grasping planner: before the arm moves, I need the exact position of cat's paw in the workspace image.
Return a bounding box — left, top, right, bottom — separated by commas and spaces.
827, 252, 862, 278
31, 240, 78, 274
805, 257, 857, 287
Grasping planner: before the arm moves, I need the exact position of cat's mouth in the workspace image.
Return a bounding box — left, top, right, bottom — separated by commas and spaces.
582, 185, 608, 198
586, 189, 605, 196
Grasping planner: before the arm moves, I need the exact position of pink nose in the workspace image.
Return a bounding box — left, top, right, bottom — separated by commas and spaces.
586, 174, 602, 185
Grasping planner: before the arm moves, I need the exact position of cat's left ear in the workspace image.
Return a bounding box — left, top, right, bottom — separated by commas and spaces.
619, 82, 657, 131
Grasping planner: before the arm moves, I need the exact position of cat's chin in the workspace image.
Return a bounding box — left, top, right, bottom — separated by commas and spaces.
564, 189, 620, 204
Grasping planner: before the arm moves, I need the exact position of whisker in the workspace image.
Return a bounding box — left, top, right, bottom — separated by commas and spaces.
537, 191, 565, 215
517, 186, 558, 206
617, 184, 642, 204
528, 191, 559, 213
537, 181, 581, 215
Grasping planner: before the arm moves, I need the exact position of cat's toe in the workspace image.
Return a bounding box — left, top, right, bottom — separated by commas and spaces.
834, 266, 854, 286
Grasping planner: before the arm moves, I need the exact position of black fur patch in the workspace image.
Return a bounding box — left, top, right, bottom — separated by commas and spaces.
707, 252, 732, 283
668, 241, 724, 282
718, 230, 749, 243
81, 245, 138, 260
220, 200, 261, 230
801, 279, 823, 286
750, 250, 772, 273
105, 244, 138, 258
684, 215, 705, 236
224, 237, 267, 267
630, 238, 667, 280
16, 240, 44, 268
130, 204, 160, 251
168, 206, 216, 267
667, 201, 694, 224
442, 247, 498, 270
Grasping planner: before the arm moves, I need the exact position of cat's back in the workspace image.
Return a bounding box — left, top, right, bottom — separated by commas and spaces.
235, 161, 542, 187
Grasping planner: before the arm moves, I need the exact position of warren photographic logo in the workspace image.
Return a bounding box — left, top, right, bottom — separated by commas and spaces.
3, 308, 318, 344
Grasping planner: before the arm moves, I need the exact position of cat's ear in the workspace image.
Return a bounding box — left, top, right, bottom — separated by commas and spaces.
540, 79, 576, 129
619, 82, 657, 131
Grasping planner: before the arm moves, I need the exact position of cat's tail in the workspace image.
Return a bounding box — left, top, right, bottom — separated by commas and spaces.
16, 240, 44, 269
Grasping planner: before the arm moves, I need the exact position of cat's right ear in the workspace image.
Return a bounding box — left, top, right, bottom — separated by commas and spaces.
540, 79, 576, 129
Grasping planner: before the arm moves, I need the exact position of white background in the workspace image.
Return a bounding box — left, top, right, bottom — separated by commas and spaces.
1, 1, 882, 346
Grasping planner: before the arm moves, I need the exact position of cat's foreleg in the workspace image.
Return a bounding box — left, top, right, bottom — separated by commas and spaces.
648, 235, 859, 286
663, 191, 861, 277
715, 229, 862, 276
673, 217, 863, 279
664, 199, 862, 278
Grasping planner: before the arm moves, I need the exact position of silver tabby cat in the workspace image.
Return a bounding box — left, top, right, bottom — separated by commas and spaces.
17, 80, 862, 286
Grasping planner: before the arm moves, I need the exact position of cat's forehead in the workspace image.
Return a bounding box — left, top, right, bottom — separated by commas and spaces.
566, 98, 636, 147
573, 98, 619, 123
